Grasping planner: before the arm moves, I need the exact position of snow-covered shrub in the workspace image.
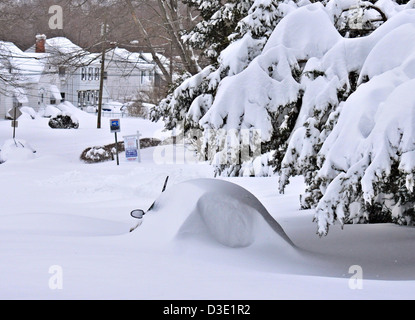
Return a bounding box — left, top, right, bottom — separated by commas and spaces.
81, 142, 124, 163
240, 152, 275, 177
20, 107, 37, 119
42, 105, 61, 118
85, 106, 97, 113
81, 146, 114, 163
140, 138, 162, 149
49, 112, 79, 129
80, 138, 160, 163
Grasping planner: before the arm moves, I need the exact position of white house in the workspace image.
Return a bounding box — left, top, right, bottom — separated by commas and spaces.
0, 35, 161, 119
104, 47, 156, 103
0, 41, 41, 119
25, 35, 107, 112
25, 35, 162, 111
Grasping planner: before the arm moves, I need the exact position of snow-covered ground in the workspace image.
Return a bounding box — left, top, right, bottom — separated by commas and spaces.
1, 108, 415, 300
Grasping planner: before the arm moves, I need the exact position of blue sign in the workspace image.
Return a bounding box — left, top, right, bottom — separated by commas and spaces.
110, 119, 120, 133
126, 149, 138, 158
124, 133, 141, 163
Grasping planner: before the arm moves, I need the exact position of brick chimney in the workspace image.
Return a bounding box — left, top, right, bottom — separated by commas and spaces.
35, 34, 47, 53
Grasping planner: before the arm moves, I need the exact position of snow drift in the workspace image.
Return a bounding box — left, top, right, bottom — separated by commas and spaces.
0, 139, 36, 163
143, 178, 295, 249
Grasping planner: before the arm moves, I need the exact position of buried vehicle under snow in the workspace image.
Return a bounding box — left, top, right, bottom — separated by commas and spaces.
130, 178, 295, 249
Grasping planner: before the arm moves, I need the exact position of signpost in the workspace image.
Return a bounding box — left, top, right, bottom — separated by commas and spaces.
9, 107, 22, 139
110, 119, 121, 166
124, 131, 142, 163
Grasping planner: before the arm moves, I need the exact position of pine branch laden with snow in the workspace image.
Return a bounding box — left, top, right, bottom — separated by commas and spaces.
202, 2, 338, 176
274, 6, 415, 235
153, 0, 298, 136
151, 66, 218, 130
182, 0, 254, 61
314, 49, 415, 235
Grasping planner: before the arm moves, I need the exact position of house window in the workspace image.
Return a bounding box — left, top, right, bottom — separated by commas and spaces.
88, 67, 93, 80
61, 93, 65, 102
50, 98, 56, 105
95, 68, 100, 80
81, 67, 86, 81
95, 90, 100, 105
39, 88, 45, 105
78, 91, 82, 107
59, 67, 66, 77
103, 71, 108, 80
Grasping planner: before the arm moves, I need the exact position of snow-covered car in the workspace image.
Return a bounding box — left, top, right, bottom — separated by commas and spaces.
102, 101, 125, 112
130, 178, 295, 249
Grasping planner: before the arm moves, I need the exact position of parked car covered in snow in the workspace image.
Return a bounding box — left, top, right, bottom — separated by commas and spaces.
102, 101, 128, 116
130, 178, 296, 249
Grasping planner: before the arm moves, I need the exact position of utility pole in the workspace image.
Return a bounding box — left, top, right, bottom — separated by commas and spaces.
97, 19, 108, 129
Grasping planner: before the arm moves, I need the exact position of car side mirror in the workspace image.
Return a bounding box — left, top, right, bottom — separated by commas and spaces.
131, 209, 145, 219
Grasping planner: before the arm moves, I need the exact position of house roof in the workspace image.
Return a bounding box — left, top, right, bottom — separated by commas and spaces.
140, 52, 169, 75
25, 37, 100, 68
26, 37, 84, 56
105, 47, 155, 69
0, 41, 44, 84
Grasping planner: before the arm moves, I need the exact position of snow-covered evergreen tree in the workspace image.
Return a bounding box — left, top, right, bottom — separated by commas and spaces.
191, 0, 389, 177
153, 0, 415, 234
151, 0, 298, 143
151, 0, 253, 130
275, 1, 415, 235
312, 17, 415, 234
182, 0, 253, 62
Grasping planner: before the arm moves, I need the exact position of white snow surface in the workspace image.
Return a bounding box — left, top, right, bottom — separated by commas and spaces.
151, 178, 295, 248
1, 109, 415, 300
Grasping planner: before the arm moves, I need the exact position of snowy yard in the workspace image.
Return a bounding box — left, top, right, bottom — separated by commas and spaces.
0, 108, 415, 300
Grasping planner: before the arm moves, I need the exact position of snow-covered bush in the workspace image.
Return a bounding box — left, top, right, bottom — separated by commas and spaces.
49, 112, 79, 129
81, 146, 115, 163
20, 107, 37, 119
81, 142, 124, 163
42, 105, 61, 118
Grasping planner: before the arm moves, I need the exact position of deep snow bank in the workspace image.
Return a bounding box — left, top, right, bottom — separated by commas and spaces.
144, 179, 295, 249
0, 139, 36, 163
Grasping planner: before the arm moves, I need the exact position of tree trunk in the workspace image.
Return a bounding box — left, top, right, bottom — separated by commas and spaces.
125, 0, 173, 84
